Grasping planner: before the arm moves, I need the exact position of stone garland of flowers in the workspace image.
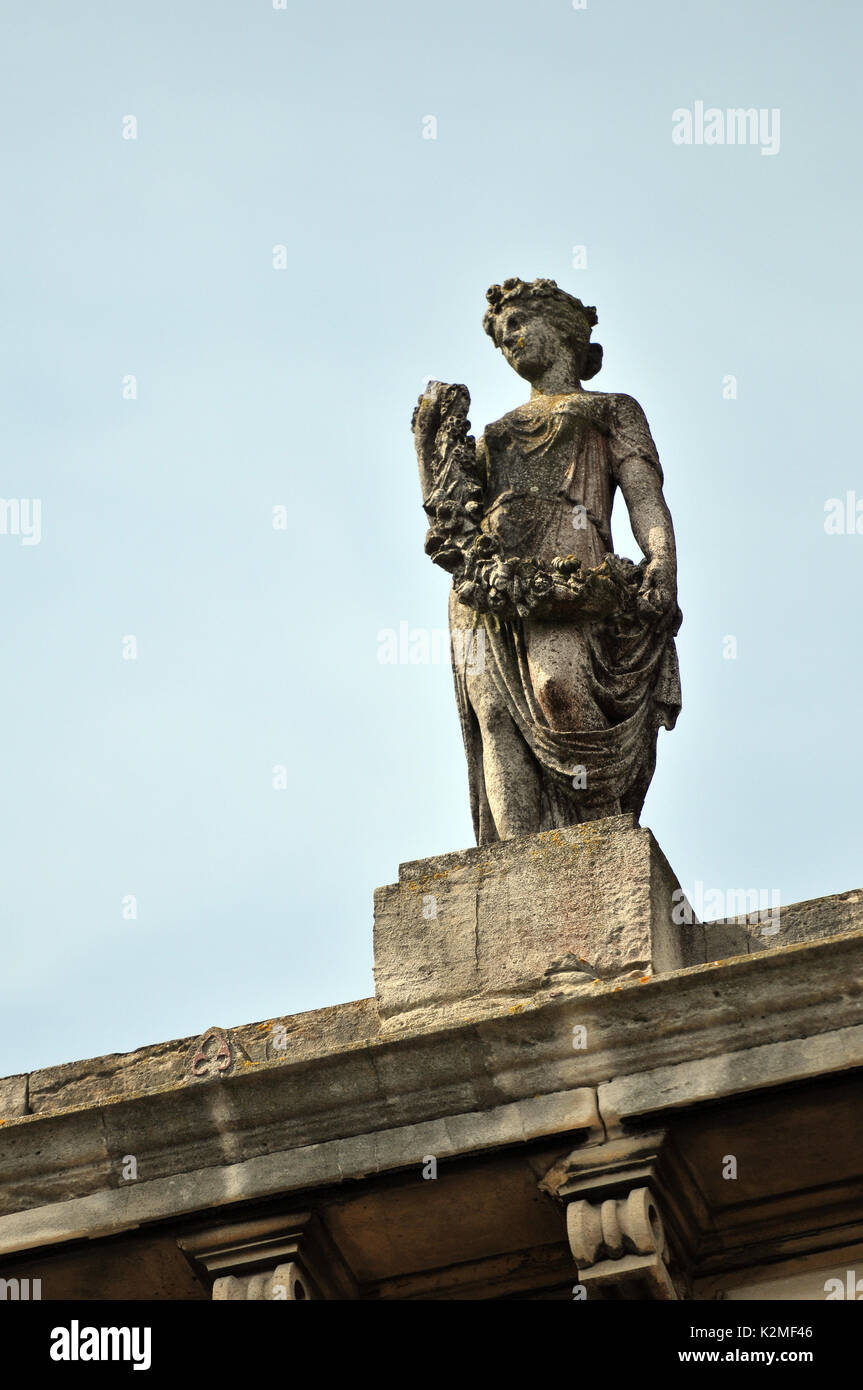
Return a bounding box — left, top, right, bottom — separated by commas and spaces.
417, 385, 643, 623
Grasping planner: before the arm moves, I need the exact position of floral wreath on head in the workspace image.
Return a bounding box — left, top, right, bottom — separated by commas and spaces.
482, 276, 603, 380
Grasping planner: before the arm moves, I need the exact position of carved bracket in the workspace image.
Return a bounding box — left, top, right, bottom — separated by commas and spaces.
213, 1261, 314, 1301
567, 1186, 679, 1299
178, 1211, 357, 1301
540, 1131, 694, 1300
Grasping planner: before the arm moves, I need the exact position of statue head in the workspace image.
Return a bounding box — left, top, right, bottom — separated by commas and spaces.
482, 277, 603, 386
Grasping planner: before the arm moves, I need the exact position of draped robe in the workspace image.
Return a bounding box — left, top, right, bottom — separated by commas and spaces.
449, 389, 681, 845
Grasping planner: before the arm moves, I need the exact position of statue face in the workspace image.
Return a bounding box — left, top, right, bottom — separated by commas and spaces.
497, 303, 580, 383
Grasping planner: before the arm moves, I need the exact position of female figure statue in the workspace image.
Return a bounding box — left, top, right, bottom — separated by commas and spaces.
412, 276, 681, 845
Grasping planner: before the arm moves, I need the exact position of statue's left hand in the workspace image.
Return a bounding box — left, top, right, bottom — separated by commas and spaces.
637, 557, 677, 619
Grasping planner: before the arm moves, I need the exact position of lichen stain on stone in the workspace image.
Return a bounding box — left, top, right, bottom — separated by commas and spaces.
570, 824, 603, 858
407, 867, 451, 893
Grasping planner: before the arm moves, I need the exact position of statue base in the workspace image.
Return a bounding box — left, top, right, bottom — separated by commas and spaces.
373, 813, 692, 1024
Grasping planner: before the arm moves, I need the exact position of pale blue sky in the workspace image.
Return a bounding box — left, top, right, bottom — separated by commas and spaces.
2, 0, 861, 1075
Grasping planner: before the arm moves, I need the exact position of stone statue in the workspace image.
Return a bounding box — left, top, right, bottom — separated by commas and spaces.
412, 276, 681, 844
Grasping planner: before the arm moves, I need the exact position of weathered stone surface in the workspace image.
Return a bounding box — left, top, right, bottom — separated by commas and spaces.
679, 887, 863, 967
0, 1089, 600, 1253
27, 998, 380, 1117
374, 814, 687, 1018
3, 844, 863, 1279
756, 887, 863, 946
598, 1021, 863, 1128
412, 276, 681, 843
29, 1039, 191, 1117
0, 1075, 28, 1123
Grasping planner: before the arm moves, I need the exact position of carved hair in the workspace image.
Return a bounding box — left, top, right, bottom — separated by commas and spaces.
482, 277, 603, 380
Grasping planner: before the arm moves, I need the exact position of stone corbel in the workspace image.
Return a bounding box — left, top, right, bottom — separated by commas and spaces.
178, 1211, 357, 1301
540, 1131, 694, 1299
213, 1261, 313, 1301
567, 1185, 679, 1299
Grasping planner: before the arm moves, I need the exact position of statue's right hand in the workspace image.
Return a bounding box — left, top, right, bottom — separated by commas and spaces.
411, 382, 444, 443
412, 381, 474, 505
412, 383, 447, 502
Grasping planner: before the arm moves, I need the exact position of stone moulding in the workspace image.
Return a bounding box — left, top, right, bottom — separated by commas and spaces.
1, 926, 863, 1260
1, 811, 861, 1300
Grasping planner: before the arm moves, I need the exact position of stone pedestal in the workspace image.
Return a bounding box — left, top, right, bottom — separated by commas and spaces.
373, 813, 688, 1020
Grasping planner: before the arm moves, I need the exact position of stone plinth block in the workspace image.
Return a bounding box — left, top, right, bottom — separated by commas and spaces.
373, 814, 686, 1018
